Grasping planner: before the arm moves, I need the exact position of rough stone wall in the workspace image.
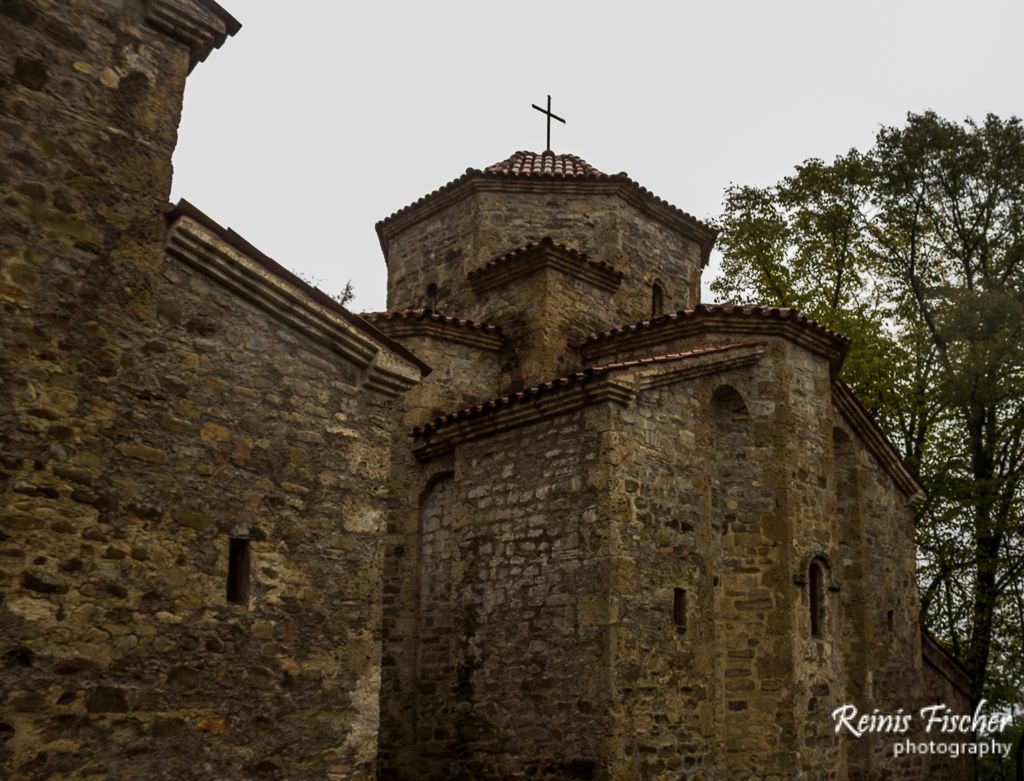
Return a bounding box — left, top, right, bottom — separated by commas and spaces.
383, 406, 619, 779
379, 341, 848, 780
383, 186, 703, 377
472, 267, 619, 388
598, 344, 841, 780
842, 425, 975, 780
384, 193, 478, 315
470, 190, 701, 318
376, 334, 505, 423
918, 638, 976, 781
375, 312, 973, 779
602, 377, 718, 779
3, 244, 400, 779
1, 2, 411, 778
589, 325, 975, 779
376, 334, 505, 777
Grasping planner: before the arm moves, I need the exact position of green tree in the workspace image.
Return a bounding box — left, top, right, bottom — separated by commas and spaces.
712, 112, 1024, 707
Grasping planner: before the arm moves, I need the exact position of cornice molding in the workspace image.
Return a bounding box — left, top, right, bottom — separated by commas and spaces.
921, 629, 973, 698
364, 312, 504, 352
582, 309, 848, 376
412, 343, 765, 460
412, 378, 635, 460
166, 216, 421, 398
144, 0, 240, 71
636, 345, 765, 391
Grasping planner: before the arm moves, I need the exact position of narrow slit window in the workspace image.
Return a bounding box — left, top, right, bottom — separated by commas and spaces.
426, 283, 438, 311
227, 538, 250, 606
809, 562, 824, 637
673, 588, 687, 633
887, 609, 895, 632
651, 282, 665, 318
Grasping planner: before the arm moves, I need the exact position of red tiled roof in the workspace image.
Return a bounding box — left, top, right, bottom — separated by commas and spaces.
363, 309, 503, 336
413, 342, 760, 436
585, 304, 850, 347
165, 199, 431, 375
484, 151, 606, 178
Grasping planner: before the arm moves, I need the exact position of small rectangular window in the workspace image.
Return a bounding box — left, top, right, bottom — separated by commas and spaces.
810, 563, 824, 637
227, 538, 250, 606
887, 609, 895, 632
673, 588, 687, 632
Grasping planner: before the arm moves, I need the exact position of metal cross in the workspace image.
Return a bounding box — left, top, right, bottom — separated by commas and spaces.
531, 94, 566, 152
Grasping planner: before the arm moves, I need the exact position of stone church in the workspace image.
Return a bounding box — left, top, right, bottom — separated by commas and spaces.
0, 1, 974, 779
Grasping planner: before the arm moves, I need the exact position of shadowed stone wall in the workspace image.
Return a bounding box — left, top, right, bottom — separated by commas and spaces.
373, 329, 504, 777
1, 2, 419, 778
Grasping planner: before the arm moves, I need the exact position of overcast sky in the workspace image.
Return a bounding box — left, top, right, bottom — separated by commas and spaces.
170, 0, 1023, 313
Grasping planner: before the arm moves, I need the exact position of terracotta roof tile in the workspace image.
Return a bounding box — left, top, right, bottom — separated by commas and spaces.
484, 150, 606, 178
362, 309, 503, 336
585, 304, 850, 347
413, 342, 760, 436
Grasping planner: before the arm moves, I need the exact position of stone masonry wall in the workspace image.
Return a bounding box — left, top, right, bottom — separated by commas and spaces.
376, 333, 505, 777
387, 405, 619, 780
583, 326, 972, 779
601, 377, 719, 779
2, 242, 402, 779
383, 186, 703, 380
1, 2, 411, 778
374, 315, 970, 779
472, 267, 619, 389
599, 347, 830, 780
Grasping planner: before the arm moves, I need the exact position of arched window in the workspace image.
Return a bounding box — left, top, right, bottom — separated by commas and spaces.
425, 283, 438, 311
651, 282, 665, 318
809, 561, 825, 637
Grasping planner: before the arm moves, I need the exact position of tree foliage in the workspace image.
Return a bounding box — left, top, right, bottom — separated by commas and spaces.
713, 112, 1024, 707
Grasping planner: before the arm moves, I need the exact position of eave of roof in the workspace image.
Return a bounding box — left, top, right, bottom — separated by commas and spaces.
414, 342, 762, 438
468, 237, 624, 295
375, 153, 718, 267
921, 628, 973, 698
146, 0, 242, 72
362, 309, 505, 352
165, 199, 431, 376
195, 0, 241, 35
582, 304, 850, 374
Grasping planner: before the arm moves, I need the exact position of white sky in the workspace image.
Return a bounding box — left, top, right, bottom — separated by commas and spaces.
171, 0, 1024, 313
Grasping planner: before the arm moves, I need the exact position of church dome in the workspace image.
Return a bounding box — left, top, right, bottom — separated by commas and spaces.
484, 150, 607, 178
